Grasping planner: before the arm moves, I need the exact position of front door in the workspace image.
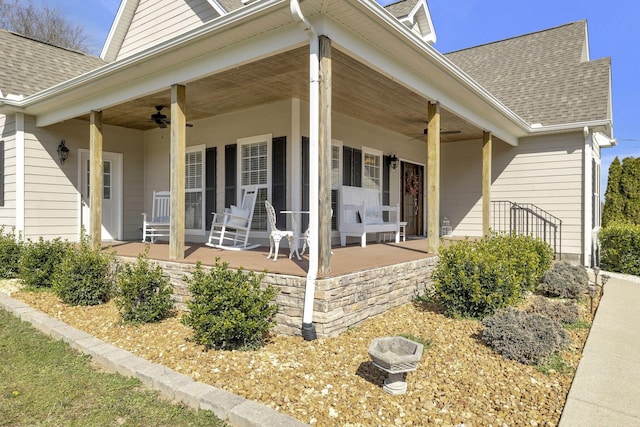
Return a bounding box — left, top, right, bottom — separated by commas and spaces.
80, 150, 123, 241
401, 162, 424, 237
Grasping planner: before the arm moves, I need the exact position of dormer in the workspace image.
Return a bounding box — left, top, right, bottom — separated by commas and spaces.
384, 0, 437, 44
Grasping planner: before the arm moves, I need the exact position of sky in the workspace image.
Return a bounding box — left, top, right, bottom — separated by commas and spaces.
31, 0, 639, 197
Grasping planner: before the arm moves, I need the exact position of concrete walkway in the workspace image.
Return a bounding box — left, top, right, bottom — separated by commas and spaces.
560, 272, 640, 426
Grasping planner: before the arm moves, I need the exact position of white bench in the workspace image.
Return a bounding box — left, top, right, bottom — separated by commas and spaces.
338, 185, 400, 247
142, 190, 170, 243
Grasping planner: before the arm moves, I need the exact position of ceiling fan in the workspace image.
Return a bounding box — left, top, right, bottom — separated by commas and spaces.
409, 127, 461, 141
149, 105, 193, 128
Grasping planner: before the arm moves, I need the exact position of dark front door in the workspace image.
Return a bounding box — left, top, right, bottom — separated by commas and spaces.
401, 162, 424, 237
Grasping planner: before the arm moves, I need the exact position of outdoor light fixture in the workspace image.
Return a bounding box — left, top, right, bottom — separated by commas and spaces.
57, 140, 70, 165
600, 274, 610, 296
389, 154, 398, 170
593, 266, 600, 283
587, 280, 599, 314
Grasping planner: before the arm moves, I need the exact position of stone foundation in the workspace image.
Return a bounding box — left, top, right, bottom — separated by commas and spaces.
116, 256, 436, 338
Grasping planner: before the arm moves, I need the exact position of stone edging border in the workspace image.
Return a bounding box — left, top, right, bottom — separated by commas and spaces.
0, 293, 307, 427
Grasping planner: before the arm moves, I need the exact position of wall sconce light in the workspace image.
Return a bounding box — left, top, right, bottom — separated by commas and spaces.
57, 140, 69, 165
389, 154, 398, 170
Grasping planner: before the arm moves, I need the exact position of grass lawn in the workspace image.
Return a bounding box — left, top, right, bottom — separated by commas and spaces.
0, 309, 226, 427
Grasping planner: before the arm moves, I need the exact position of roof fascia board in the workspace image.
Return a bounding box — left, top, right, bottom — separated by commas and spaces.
36, 25, 307, 127
100, 0, 139, 62
316, 14, 521, 145
342, 0, 530, 143
21, 0, 289, 115
207, 0, 228, 16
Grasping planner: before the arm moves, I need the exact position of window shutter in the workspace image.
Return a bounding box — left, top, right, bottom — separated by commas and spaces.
301, 136, 310, 231
353, 148, 362, 187
342, 146, 352, 186
272, 136, 287, 228
224, 144, 236, 207
205, 147, 216, 228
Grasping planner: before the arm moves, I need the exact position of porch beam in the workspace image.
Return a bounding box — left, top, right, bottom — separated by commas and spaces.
169, 84, 186, 260
89, 110, 103, 250
318, 35, 332, 276
482, 131, 492, 237
427, 101, 440, 253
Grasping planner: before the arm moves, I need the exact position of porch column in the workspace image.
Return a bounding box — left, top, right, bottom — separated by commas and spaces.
170, 84, 186, 260
482, 131, 492, 237
427, 101, 440, 254
318, 35, 332, 275
89, 110, 103, 250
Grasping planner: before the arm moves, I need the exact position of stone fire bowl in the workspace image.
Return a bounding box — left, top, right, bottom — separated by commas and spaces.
368, 336, 424, 374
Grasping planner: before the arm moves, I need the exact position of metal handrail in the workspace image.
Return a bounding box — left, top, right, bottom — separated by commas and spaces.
491, 201, 562, 259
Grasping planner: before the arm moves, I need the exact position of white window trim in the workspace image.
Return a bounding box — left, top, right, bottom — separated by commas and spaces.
186, 144, 206, 236
362, 146, 383, 194
237, 133, 272, 235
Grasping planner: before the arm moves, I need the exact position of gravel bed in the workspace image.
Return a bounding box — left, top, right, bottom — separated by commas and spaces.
7, 284, 592, 427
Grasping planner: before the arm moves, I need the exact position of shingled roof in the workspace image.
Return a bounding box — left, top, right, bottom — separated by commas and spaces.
384, 0, 419, 17
445, 21, 611, 126
0, 29, 105, 98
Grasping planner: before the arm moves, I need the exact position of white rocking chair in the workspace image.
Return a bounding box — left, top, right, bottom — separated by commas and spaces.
265, 200, 300, 261
141, 190, 170, 243
206, 187, 260, 251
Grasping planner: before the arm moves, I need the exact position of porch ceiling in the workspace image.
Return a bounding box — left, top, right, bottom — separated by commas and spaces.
78, 47, 487, 144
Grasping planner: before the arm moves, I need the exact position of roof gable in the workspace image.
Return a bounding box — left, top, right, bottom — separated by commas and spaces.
102, 0, 240, 62
0, 29, 105, 98
445, 21, 611, 126
384, 0, 436, 44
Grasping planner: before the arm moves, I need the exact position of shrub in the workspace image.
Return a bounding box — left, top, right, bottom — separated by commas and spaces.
526, 296, 580, 325
182, 261, 278, 350
481, 307, 569, 365
433, 234, 553, 318
0, 227, 23, 279
537, 262, 588, 299
600, 222, 640, 275
19, 237, 72, 288
114, 250, 174, 324
52, 240, 115, 306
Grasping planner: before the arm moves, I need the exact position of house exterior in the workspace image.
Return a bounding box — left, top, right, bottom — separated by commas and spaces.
0, 0, 614, 269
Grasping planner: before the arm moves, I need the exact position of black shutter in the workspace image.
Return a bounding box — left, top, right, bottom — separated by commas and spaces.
343, 146, 352, 186
205, 147, 216, 228
301, 136, 310, 231
224, 144, 236, 207
272, 136, 287, 228
0, 141, 4, 207
353, 148, 362, 187
383, 154, 390, 222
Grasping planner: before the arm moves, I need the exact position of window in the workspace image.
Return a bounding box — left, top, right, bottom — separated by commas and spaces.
84, 159, 112, 200
186, 146, 205, 232
238, 134, 271, 231
331, 142, 342, 230
362, 147, 382, 192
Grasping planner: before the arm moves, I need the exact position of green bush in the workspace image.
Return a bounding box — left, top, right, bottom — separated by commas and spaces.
526, 296, 580, 325
537, 262, 588, 299
600, 222, 640, 275
19, 237, 72, 288
433, 234, 553, 318
481, 307, 569, 365
0, 227, 23, 279
114, 250, 174, 324
52, 240, 115, 306
182, 261, 278, 350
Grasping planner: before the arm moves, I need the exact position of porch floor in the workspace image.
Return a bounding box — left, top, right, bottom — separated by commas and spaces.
104, 238, 440, 278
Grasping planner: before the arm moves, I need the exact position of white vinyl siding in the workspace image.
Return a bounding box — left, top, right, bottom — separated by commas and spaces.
118, 0, 220, 60
441, 133, 584, 259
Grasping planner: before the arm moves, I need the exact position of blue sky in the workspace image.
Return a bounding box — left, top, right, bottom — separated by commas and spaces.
33, 0, 639, 196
